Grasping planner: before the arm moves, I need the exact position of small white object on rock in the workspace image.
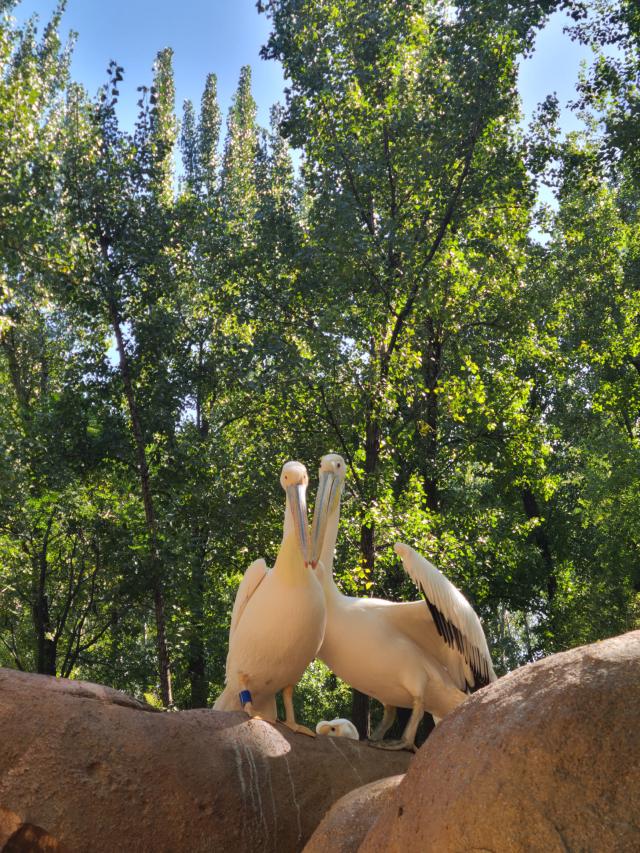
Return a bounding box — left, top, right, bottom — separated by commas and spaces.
316, 718, 360, 740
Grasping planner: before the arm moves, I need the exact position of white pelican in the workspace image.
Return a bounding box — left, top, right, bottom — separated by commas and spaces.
213, 461, 326, 736
315, 718, 359, 740
310, 453, 497, 751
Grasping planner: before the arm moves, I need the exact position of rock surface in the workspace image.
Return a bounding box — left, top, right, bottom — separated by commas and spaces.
361, 630, 640, 853
303, 775, 403, 853
0, 668, 411, 853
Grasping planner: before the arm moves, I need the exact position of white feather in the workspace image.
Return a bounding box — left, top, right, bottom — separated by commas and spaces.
394, 542, 497, 686
315, 718, 359, 740
229, 558, 268, 640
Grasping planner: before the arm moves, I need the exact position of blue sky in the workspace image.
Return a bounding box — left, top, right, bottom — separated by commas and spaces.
12, 0, 286, 130
519, 10, 593, 134
12, 1, 592, 138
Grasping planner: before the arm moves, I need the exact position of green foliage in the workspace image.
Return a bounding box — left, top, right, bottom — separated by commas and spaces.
0, 1, 72, 280
199, 73, 222, 197
221, 65, 259, 242
288, 660, 353, 726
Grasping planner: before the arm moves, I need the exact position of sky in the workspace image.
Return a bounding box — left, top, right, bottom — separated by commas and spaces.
519, 10, 594, 135
12, 0, 287, 131
11, 0, 593, 139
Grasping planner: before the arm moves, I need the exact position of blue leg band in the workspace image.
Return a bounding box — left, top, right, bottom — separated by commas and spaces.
239, 689, 252, 707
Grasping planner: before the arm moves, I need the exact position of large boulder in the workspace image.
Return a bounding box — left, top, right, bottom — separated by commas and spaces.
0, 668, 411, 852
303, 775, 404, 853
361, 630, 640, 853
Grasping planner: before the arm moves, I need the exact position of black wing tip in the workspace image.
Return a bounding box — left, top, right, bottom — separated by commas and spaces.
470, 667, 491, 691
425, 596, 463, 653
424, 595, 493, 692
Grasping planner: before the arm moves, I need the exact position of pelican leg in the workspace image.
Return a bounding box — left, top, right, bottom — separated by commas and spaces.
238, 674, 264, 721
281, 685, 316, 737
369, 704, 397, 742
369, 697, 422, 753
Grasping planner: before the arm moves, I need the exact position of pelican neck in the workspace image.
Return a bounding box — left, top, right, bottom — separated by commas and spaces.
319, 487, 343, 575
317, 563, 342, 601
274, 491, 307, 582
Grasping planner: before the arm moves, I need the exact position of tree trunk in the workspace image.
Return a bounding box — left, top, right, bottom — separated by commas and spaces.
351, 689, 371, 740
187, 364, 210, 708
33, 516, 57, 676
421, 319, 442, 512
352, 409, 381, 736
187, 537, 208, 708
103, 259, 173, 707
352, 476, 374, 735
521, 486, 557, 602
34, 593, 57, 676
187, 633, 208, 709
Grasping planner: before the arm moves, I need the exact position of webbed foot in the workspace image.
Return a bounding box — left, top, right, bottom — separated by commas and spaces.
281, 684, 315, 736
244, 709, 264, 721
245, 706, 277, 724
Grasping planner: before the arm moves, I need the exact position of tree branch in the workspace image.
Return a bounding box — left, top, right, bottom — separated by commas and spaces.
382, 117, 483, 375
0, 630, 25, 671
316, 383, 364, 498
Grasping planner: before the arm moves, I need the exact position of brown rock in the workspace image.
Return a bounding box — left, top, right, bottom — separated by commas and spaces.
303, 775, 404, 853
0, 811, 66, 852
0, 668, 410, 852
361, 631, 640, 853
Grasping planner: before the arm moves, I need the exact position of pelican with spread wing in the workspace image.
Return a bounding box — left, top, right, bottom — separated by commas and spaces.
214, 461, 326, 736
311, 453, 496, 751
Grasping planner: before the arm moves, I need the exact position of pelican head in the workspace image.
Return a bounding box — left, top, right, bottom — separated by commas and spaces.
315, 718, 359, 740
280, 461, 311, 565
310, 453, 346, 567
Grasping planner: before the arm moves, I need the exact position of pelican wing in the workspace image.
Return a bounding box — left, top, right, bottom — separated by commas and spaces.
367, 599, 471, 691
395, 542, 496, 688
229, 558, 268, 639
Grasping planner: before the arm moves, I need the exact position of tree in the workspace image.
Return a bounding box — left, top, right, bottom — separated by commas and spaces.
258, 0, 562, 733
221, 65, 260, 243
0, 3, 131, 679
58, 52, 182, 705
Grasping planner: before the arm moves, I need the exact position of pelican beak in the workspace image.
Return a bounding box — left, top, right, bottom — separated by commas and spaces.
310, 470, 340, 567
286, 484, 311, 565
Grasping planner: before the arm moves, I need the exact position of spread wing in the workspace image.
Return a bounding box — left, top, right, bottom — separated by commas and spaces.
229, 558, 268, 640
367, 599, 471, 691
394, 542, 497, 689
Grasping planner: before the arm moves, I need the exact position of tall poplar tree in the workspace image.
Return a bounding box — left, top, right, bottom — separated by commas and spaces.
221, 65, 259, 243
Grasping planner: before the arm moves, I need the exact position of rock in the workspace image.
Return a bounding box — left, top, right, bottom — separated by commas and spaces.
0, 668, 411, 852
361, 630, 640, 853
0, 811, 66, 852
303, 775, 403, 853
